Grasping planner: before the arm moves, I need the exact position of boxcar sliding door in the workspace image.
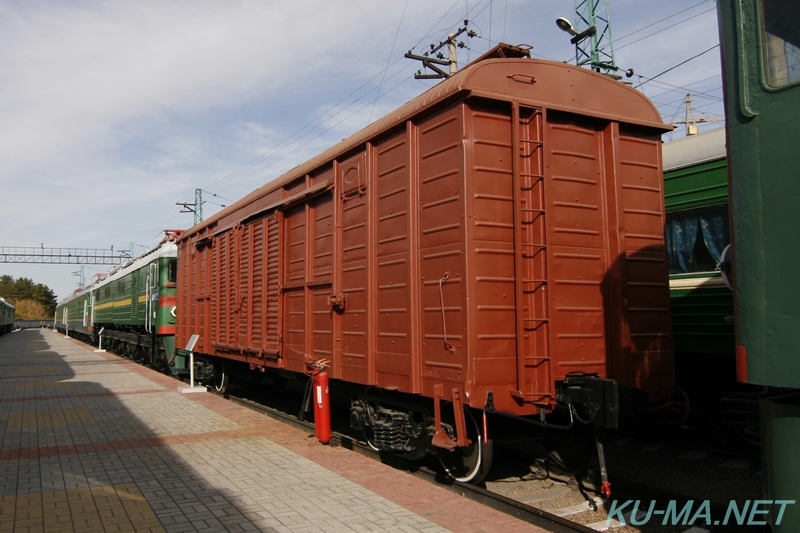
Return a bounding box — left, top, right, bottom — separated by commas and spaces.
281, 191, 336, 374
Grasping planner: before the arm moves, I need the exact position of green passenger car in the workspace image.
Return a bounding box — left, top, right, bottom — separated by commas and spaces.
662, 127, 734, 356
56, 288, 93, 340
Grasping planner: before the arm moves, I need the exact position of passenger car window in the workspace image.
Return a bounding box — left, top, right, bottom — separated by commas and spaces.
666, 205, 730, 274
167, 260, 177, 283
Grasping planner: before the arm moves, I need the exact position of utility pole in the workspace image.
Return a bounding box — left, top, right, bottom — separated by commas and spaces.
671, 93, 724, 136
405, 22, 475, 80
177, 188, 204, 225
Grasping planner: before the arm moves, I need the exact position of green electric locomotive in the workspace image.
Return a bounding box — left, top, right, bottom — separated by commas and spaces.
718, 0, 800, 530
55, 232, 181, 368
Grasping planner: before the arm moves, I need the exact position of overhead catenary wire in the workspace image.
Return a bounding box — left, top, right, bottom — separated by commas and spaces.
210, 0, 700, 198
145, 1, 725, 249
369, 0, 410, 125
613, 0, 713, 47
637, 45, 720, 87
615, 6, 717, 52
209, 0, 501, 196
212, 65, 419, 196
561, 3, 717, 63
205, 0, 473, 196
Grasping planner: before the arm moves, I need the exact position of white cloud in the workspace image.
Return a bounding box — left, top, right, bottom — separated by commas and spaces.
0, 0, 725, 300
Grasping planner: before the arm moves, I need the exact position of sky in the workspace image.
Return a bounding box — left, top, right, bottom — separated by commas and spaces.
0, 0, 724, 303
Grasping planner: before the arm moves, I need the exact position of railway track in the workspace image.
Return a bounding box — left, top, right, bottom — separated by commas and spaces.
208, 382, 756, 533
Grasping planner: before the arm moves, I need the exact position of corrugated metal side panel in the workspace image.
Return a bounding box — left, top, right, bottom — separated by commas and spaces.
544, 113, 608, 381
309, 193, 334, 367
340, 153, 369, 383
265, 215, 280, 353
617, 132, 675, 397
283, 204, 306, 368
417, 103, 468, 392
177, 238, 205, 351
464, 103, 517, 394
199, 239, 209, 346
238, 224, 251, 347
215, 231, 230, 347
250, 219, 264, 348
374, 128, 414, 390
206, 235, 216, 348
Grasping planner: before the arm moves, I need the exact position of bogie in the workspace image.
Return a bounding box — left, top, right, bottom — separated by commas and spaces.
350, 390, 493, 483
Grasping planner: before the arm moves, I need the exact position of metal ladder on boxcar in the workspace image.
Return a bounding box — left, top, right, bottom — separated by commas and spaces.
511, 105, 553, 407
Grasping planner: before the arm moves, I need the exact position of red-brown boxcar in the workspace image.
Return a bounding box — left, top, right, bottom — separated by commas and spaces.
176, 48, 674, 482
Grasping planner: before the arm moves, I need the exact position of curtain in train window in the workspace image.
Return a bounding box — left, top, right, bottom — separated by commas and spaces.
666, 205, 730, 274
762, 0, 800, 87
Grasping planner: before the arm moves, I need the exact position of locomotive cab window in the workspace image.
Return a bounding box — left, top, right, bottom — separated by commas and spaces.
762, 0, 800, 87
167, 260, 177, 283
666, 205, 730, 274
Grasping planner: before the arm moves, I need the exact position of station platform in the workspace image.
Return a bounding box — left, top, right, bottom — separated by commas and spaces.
0, 329, 545, 533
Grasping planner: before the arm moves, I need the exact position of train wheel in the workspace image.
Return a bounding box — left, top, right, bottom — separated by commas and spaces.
213, 361, 229, 393
360, 388, 382, 451
439, 408, 493, 484
364, 426, 380, 451
655, 386, 691, 425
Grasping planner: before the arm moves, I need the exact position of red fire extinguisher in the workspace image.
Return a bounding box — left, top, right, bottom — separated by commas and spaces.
311, 366, 331, 444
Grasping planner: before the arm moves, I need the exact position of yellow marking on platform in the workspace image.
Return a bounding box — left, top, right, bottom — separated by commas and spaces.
15, 382, 73, 392
0, 483, 165, 533
6, 408, 95, 430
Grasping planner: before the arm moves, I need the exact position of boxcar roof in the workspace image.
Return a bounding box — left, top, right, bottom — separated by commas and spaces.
663, 126, 726, 172
184, 58, 670, 239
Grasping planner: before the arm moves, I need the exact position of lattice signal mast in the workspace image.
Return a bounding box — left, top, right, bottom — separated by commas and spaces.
557, 0, 618, 76
176, 188, 204, 225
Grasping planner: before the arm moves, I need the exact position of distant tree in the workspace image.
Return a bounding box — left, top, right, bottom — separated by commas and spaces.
0, 275, 58, 316
0, 275, 15, 300
14, 299, 49, 320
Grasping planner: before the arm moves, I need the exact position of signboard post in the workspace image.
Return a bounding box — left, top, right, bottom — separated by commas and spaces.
179, 334, 206, 394
94, 327, 106, 353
